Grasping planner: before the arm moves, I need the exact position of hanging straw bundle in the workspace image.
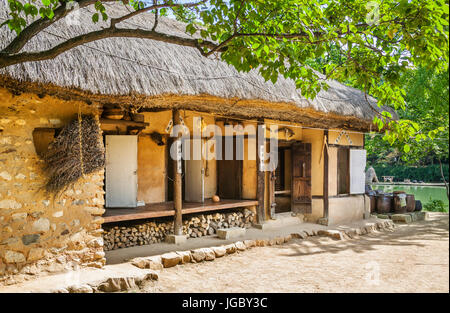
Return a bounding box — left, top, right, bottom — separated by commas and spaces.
43, 114, 105, 194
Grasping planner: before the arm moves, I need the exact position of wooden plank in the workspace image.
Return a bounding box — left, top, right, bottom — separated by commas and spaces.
102, 200, 259, 223
100, 118, 149, 127
181, 200, 259, 215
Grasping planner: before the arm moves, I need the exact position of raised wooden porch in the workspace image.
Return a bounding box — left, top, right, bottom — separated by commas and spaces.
102, 199, 258, 224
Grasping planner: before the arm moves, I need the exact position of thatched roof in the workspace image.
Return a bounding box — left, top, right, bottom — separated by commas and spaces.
0, 2, 394, 131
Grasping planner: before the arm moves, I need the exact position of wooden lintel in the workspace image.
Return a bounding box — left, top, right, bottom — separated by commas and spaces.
100, 118, 149, 127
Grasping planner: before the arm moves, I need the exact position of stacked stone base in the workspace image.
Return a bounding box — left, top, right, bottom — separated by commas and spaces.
103, 209, 256, 251
374, 211, 429, 224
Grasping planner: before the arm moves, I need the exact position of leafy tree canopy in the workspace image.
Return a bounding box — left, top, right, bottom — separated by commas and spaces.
365, 67, 449, 166
1, 0, 449, 147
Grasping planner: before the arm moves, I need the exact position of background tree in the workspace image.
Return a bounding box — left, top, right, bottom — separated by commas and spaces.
365, 67, 449, 196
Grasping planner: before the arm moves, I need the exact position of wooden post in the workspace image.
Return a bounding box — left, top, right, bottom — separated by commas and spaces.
323, 130, 329, 218
173, 109, 183, 236
256, 121, 266, 224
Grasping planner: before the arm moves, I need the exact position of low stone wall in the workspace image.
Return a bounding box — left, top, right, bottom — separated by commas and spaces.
0, 88, 106, 285
130, 220, 396, 272
103, 209, 256, 251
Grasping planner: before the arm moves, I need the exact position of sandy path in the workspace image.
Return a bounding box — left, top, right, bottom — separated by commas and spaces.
142, 213, 449, 293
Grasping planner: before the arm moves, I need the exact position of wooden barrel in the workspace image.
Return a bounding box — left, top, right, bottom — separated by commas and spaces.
369, 194, 377, 213
406, 194, 415, 212
415, 200, 423, 212
393, 193, 407, 213
376, 194, 392, 213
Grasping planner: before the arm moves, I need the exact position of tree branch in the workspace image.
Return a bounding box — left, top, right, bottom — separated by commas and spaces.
110, 0, 207, 28
2, 0, 107, 55
0, 26, 220, 68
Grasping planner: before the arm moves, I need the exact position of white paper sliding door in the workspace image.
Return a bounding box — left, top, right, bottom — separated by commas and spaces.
349, 149, 367, 194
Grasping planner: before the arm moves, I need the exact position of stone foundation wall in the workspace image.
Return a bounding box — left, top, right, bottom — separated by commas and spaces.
103, 209, 256, 251
0, 88, 106, 284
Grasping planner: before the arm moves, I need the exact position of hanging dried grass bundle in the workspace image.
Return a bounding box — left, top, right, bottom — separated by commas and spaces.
43, 114, 105, 194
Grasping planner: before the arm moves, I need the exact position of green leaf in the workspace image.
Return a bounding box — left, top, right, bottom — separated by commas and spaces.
92, 13, 99, 23
403, 144, 410, 153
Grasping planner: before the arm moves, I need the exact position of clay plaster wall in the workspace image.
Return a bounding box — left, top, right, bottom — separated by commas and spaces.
328, 195, 365, 225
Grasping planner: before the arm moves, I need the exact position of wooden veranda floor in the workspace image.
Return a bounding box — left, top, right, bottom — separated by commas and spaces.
102, 199, 258, 223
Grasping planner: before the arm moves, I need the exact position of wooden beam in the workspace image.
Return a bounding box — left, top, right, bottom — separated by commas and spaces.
99, 118, 149, 127
172, 109, 183, 236
256, 121, 266, 224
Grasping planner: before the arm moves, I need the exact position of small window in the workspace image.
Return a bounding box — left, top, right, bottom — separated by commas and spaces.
337, 147, 350, 195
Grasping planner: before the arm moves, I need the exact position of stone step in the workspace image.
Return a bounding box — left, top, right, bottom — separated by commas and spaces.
217, 227, 246, 239
253, 212, 304, 231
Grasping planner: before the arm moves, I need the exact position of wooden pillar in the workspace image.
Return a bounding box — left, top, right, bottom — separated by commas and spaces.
173, 109, 183, 236
256, 122, 266, 224
323, 130, 329, 218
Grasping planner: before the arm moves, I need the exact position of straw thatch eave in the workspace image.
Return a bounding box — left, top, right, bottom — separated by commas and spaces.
0, 2, 396, 132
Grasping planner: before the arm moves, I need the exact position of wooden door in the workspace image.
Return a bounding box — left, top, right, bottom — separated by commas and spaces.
291, 142, 312, 213
105, 135, 138, 208
217, 136, 242, 199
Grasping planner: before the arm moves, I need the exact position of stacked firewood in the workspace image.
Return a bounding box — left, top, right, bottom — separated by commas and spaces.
103, 209, 256, 251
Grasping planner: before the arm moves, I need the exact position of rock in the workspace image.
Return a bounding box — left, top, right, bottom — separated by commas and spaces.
27, 248, 44, 261
317, 230, 345, 240
224, 244, 237, 254
161, 252, 181, 268
191, 249, 206, 262
234, 241, 246, 251
131, 258, 148, 269
0, 171, 12, 181
377, 214, 391, 219
217, 227, 246, 240
11, 213, 27, 221
203, 248, 215, 261
256, 239, 269, 246
97, 277, 138, 292
4, 250, 26, 263
284, 235, 292, 243
22, 234, 40, 245
1, 237, 19, 246
243, 240, 256, 248
176, 251, 192, 264
83, 206, 106, 216
212, 246, 226, 257
32, 218, 50, 233
87, 238, 104, 248
299, 231, 309, 239
0, 199, 22, 209
391, 214, 412, 224
275, 237, 285, 245
417, 212, 429, 221
68, 284, 94, 293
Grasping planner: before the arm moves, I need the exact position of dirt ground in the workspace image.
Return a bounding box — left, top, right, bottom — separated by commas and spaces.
142, 213, 449, 293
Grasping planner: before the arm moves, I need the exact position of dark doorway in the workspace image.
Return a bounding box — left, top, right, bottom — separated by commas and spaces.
274, 146, 292, 213
217, 136, 243, 199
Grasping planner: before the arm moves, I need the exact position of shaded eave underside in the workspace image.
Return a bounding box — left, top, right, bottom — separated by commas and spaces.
0, 75, 375, 132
